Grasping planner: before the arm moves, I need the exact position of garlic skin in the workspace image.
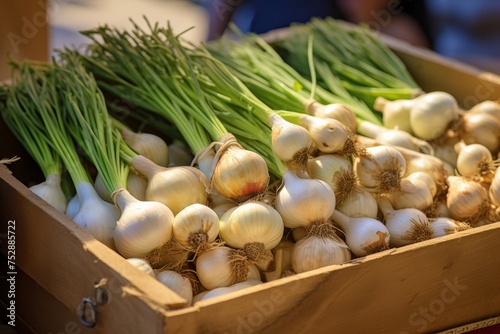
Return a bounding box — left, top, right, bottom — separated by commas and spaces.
291, 234, 351, 273
489, 167, 500, 206
386, 174, 434, 211
113, 187, 174, 258
30, 173, 67, 213
378, 196, 431, 247
173, 203, 220, 253
211, 134, 270, 203
65, 194, 80, 219
126, 258, 156, 277
373, 96, 414, 134
455, 141, 497, 179
121, 127, 169, 167
269, 113, 313, 170
305, 100, 358, 133
446, 176, 490, 223
330, 210, 390, 257
219, 201, 284, 250
354, 145, 406, 193
126, 172, 148, 201
195, 247, 261, 290
156, 270, 193, 306
335, 189, 378, 218
131, 155, 208, 215
299, 115, 351, 154
72, 182, 119, 250
461, 112, 500, 155
274, 169, 336, 228
168, 140, 195, 167
429, 217, 471, 239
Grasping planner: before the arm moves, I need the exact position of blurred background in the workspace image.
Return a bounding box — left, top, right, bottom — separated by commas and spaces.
1, 0, 500, 79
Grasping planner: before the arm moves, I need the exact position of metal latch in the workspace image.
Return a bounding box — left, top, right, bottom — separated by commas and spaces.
79, 278, 109, 328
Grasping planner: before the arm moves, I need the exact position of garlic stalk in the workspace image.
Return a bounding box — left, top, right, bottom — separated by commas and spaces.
305, 100, 358, 133
378, 196, 431, 247
195, 247, 261, 290
274, 169, 336, 228
156, 270, 194, 306
330, 209, 390, 257
173, 203, 221, 255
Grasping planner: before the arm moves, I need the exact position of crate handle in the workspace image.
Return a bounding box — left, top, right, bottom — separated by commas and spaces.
79, 297, 97, 328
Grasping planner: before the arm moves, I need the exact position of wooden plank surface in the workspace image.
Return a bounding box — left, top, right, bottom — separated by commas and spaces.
0, 164, 185, 333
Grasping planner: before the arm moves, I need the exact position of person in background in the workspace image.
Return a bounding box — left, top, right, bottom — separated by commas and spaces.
425, 0, 500, 73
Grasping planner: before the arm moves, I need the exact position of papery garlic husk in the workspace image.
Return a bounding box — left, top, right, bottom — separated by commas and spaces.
292, 226, 308, 242
455, 141, 498, 181
65, 194, 80, 219
30, 173, 67, 212
193, 280, 263, 303
173, 203, 221, 255
378, 196, 432, 247
468, 100, 500, 121
489, 167, 500, 206
126, 258, 156, 277
131, 155, 208, 215
305, 100, 358, 133
429, 131, 460, 169
354, 145, 406, 193
211, 133, 270, 203
168, 140, 195, 167
145, 238, 190, 270
429, 217, 472, 239
269, 113, 313, 172
195, 247, 261, 290
264, 240, 294, 282
274, 169, 336, 228
336, 188, 378, 218
308, 154, 357, 206
423, 198, 450, 219
72, 182, 119, 249
446, 175, 490, 224
373, 96, 414, 134
212, 202, 237, 218
386, 173, 434, 211
156, 270, 193, 306
330, 209, 390, 257
126, 172, 148, 201
299, 115, 357, 156
121, 127, 169, 167
460, 112, 500, 156
291, 222, 351, 273
113, 187, 174, 258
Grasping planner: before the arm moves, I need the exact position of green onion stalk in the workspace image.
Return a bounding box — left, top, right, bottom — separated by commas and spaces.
77, 19, 276, 204
1, 62, 67, 213
54, 53, 176, 259
272, 17, 423, 108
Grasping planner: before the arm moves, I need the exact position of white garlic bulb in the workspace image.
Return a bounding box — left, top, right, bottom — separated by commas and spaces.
156, 270, 193, 306
126, 258, 155, 277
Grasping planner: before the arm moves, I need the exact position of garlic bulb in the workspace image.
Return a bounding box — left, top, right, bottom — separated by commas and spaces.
299, 115, 356, 155
173, 203, 220, 254
30, 173, 67, 213
308, 154, 357, 205
156, 270, 193, 306
386, 173, 434, 211
410, 91, 459, 141
305, 100, 358, 133
460, 112, 500, 155
291, 223, 351, 273
168, 140, 194, 167
489, 167, 500, 206
195, 247, 261, 290
72, 182, 119, 249
330, 210, 390, 257
354, 145, 406, 193
335, 189, 378, 218
446, 176, 490, 223
126, 258, 155, 277
126, 172, 148, 201
121, 127, 169, 167
378, 196, 431, 247
429, 132, 460, 169
274, 169, 336, 228
113, 187, 174, 258
373, 96, 414, 134
219, 201, 284, 250
269, 113, 313, 171
468, 100, 500, 121
193, 280, 263, 303
131, 155, 208, 215
65, 194, 80, 219
429, 217, 471, 238
455, 141, 497, 180
211, 133, 270, 203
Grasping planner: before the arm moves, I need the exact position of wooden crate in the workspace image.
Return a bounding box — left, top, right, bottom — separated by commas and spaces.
1, 27, 500, 334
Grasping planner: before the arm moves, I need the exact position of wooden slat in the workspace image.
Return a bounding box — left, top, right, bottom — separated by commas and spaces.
0, 164, 185, 333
